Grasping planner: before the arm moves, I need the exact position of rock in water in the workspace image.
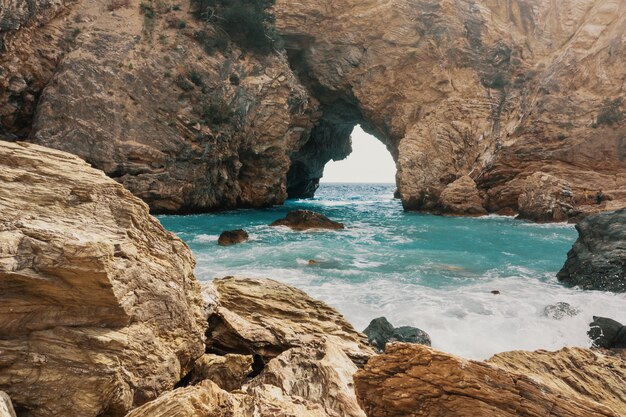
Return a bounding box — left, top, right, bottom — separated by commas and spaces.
270, 210, 344, 231
363, 317, 431, 352
542, 302, 581, 320
557, 208, 626, 292
588, 317, 626, 349
0, 141, 206, 417
218, 229, 249, 246
438, 176, 487, 216
355, 344, 626, 416
0, 392, 16, 417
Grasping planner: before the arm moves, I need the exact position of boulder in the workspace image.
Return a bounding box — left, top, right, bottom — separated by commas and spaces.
355, 344, 626, 417
588, 317, 626, 349
557, 208, 626, 292
218, 230, 249, 246
185, 354, 253, 391
205, 277, 373, 365
363, 317, 431, 352
0, 392, 16, 417
270, 210, 344, 231
516, 172, 578, 222
438, 176, 487, 216
0, 141, 206, 417
542, 302, 580, 320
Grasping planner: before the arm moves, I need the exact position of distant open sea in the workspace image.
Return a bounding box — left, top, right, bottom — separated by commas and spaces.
159, 183, 625, 359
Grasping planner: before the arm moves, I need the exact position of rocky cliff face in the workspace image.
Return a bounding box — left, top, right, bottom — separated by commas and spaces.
355, 343, 626, 416
1, 0, 624, 219
0, 141, 206, 416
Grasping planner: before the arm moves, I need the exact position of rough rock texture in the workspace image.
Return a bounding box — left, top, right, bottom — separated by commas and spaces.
438, 176, 487, 216
0, 141, 206, 417
2, 0, 624, 219
363, 317, 431, 352
275, 0, 626, 220
542, 302, 580, 320
588, 316, 626, 349
0, 392, 16, 417
218, 230, 249, 246
270, 210, 345, 231
205, 277, 374, 365
557, 208, 626, 292
185, 354, 253, 391
355, 343, 626, 417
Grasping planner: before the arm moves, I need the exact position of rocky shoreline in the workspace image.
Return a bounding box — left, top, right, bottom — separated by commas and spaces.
1, 141, 625, 416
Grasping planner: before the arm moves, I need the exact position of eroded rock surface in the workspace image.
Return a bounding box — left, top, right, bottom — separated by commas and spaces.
185, 354, 253, 391
0, 392, 16, 417
438, 176, 487, 216
270, 210, 345, 231
363, 317, 431, 352
557, 208, 626, 292
0, 141, 206, 417
355, 343, 626, 417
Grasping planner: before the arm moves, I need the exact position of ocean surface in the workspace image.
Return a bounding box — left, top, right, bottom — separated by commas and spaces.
159, 183, 625, 359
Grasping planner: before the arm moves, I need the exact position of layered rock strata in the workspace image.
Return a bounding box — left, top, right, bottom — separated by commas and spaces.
355, 343, 626, 417
558, 208, 626, 292
0, 141, 206, 417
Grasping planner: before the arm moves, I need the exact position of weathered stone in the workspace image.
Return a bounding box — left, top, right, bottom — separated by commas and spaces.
0, 141, 206, 417
270, 210, 344, 231
0, 392, 16, 417
439, 176, 487, 216
542, 302, 580, 320
363, 317, 431, 352
205, 277, 374, 366
218, 230, 249, 246
516, 172, 578, 222
186, 354, 253, 391
557, 208, 626, 292
355, 343, 626, 417
588, 316, 626, 349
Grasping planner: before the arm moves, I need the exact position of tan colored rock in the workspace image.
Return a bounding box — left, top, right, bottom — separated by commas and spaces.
354, 343, 626, 417
438, 176, 487, 216
206, 277, 374, 365
0, 392, 16, 417
186, 354, 253, 391
248, 340, 366, 417
0, 141, 206, 417
515, 172, 577, 222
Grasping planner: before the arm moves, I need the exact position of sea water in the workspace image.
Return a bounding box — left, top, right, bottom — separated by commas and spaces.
159, 183, 626, 359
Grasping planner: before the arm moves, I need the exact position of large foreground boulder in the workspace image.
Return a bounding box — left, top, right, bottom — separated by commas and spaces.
355, 344, 626, 416
0, 141, 206, 417
557, 208, 626, 292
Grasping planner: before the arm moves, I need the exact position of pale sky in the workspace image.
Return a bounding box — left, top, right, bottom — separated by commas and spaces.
321, 126, 396, 183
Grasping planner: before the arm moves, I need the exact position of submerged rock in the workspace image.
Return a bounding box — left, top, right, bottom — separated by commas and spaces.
270, 210, 344, 231
0, 141, 206, 417
218, 229, 249, 246
588, 317, 626, 349
0, 392, 16, 417
363, 317, 431, 352
355, 343, 626, 416
542, 302, 581, 320
557, 208, 626, 292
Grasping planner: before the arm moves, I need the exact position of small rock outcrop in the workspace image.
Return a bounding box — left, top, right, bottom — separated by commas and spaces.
0, 392, 16, 417
0, 141, 206, 417
557, 208, 626, 292
185, 354, 253, 391
438, 176, 487, 216
363, 317, 431, 352
270, 210, 345, 231
218, 230, 249, 246
588, 317, 626, 349
355, 343, 626, 417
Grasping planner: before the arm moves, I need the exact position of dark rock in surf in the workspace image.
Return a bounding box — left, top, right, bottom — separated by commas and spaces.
218, 230, 249, 246
557, 208, 626, 293
542, 302, 580, 320
270, 210, 344, 231
588, 316, 626, 349
363, 317, 431, 352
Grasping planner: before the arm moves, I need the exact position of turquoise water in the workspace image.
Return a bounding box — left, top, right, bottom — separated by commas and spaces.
159, 183, 626, 359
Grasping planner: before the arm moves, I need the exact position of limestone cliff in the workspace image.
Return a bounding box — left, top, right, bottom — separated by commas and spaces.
0, 141, 206, 416
1, 0, 625, 219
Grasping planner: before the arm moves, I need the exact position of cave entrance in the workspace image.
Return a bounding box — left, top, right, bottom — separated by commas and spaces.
286, 124, 396, 199
321, 126, 395, 184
